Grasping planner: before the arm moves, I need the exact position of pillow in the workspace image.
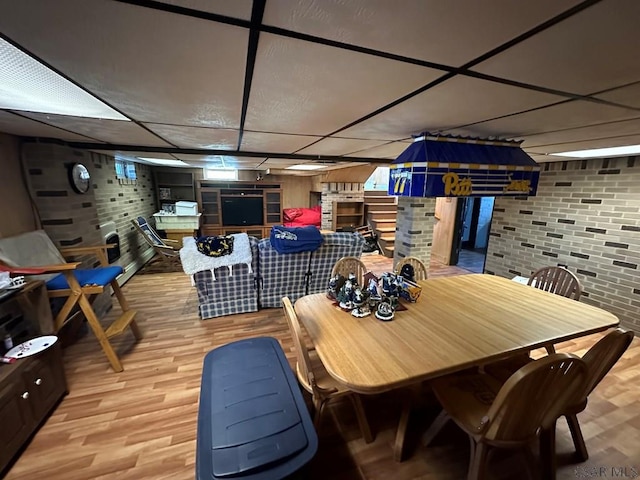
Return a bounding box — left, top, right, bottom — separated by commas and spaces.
269, 226, 323, 254
196, 235, 234, 257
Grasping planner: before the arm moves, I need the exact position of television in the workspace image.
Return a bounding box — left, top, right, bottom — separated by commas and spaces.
221, 196, 264, 226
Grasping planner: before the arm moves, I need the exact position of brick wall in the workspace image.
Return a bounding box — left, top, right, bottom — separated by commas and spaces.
23, 142, 157, 279
394, 196, 436, 266
485, 156, 640, 333
321, 182, 364, 230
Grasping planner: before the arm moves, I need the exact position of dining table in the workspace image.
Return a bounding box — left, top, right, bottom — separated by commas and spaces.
294, 273, 619, 462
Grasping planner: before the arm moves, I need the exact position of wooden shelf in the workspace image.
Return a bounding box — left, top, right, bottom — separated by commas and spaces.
332, 201, 364, 231
155, 170, 196, 208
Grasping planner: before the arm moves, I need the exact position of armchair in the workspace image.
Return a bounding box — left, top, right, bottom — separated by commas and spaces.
0, 230, 141, 372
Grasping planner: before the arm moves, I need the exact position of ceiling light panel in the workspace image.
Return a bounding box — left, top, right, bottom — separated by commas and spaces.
144, 124, 239, 149
0, 110, 96, 141
18, 112, 172, 146
296, 137, 387, 156
533, 135, 640, 156
472, 0, 640, 95
338, 76, 563, 140
245, 33, 442, 135
240, 131, 322, 153
0, 38, 127, 120
0, 1, 249, 128
154, 0, 253, 19
138, 158, 189, 166
446, 100, 640, 139
519, 117, 640, 149
263, 0, 580, 67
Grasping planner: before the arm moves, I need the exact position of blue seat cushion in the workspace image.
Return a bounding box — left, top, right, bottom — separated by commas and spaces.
46, 266, 123, 290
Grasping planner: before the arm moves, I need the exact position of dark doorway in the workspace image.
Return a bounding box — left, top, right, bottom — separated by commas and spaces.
451, 197, 494, 273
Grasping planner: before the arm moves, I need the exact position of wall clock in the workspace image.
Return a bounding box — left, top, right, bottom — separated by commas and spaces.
69, 163, 91, 194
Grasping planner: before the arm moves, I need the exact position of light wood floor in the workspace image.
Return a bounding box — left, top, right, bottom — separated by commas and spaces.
5, 257, 639, 480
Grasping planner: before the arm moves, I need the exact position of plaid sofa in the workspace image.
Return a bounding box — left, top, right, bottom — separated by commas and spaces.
193, 232, 364, 319
193, 236, 260, 319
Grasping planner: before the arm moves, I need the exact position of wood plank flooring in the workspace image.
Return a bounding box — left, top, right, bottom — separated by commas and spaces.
4, 256, 639, 480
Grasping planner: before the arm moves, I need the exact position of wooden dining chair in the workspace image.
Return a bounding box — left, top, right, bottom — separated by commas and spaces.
529, 266, 582, 300
423, 353, 588, 480
527, 266, 582, 354
485, 328, 634, 462
394, 256, 428, 281
330, 256, 368, 286
281, 296, 374, 443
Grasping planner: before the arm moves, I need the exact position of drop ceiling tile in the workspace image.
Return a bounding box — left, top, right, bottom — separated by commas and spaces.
244, 33, 442, 135
529, 134, 640, 156
0, 1, 248, 127
339, 76, 563, 140
297, 137, 387, 155
472, 0, 640, 95
18, 113, 172, 146
240, 131, 322, 153
176, 155, 266, 169
144, 124, 238, 149
520, 117, 640, 149
446, 100, 640, 139
595, 82, 640, 109
263, 0, 580, 67
0, 111, 95, 141
346, 141, 411, 159
155, 0, 253, 19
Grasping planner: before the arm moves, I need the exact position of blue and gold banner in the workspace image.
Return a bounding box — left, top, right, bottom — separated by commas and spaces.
389, 137, 540, 198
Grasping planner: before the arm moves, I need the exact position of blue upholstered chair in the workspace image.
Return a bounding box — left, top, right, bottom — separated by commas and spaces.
0, 230, 141, 372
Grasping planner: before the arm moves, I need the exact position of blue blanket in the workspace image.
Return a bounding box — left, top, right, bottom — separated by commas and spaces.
269, 226, 323, 254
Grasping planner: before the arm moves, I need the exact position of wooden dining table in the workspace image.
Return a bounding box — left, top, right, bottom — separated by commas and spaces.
294, 273, 619, 461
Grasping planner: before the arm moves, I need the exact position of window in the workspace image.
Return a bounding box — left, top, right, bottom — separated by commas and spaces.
204, 168, 237, 181
115, 159, 137, 180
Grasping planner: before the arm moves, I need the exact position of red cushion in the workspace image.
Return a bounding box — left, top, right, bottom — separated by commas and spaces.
283, 206, 321, 227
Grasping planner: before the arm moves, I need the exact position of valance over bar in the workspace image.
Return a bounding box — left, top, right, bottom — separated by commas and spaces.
388, 135, 540, 198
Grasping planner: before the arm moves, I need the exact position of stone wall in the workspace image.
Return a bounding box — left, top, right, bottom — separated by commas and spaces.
486, 156, 640, 332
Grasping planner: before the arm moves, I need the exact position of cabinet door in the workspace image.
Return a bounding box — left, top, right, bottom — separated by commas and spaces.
0, 375, 34, 469
201, 190, 221, 226
23, 345, 67, 420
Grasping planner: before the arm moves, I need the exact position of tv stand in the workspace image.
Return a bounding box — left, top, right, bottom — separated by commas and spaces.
198, 181, 282, 239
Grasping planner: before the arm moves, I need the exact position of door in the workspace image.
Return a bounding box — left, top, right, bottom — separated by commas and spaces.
431, 197, 459, 265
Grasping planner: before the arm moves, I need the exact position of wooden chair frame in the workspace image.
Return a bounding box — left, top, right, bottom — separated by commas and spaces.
424, 353, 588, 480
394, 256, 428, 281
282, 296, 373, 443
330, 256, 368, 286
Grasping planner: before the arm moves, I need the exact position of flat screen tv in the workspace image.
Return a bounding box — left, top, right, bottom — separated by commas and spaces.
221, 196, 264, 226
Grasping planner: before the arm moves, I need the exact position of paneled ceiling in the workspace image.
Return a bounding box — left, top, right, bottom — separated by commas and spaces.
1, 0, 639, 174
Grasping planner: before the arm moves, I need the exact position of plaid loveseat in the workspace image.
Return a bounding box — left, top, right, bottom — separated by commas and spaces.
192, 232, 364, 319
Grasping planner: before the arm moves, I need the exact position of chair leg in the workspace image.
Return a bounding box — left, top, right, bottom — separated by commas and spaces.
468, 441, 489, 480
110, 281, 142, 340
539, 420, 558, 480
349, 394, 374, 443
313, 397, 328, 430
78, 294, 124, 372
422, 409, 451, 446
566, 414, 589, 462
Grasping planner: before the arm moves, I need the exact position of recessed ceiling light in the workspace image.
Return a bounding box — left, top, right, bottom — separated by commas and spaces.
286, 164, 327, 170
0, 38, 128, 120
550, 145, 640, 158
138, 158, 189, 166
